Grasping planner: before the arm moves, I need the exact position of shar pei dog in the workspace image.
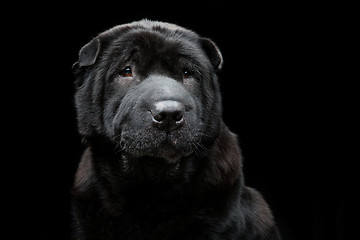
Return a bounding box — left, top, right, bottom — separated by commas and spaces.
71, 19, 281, 240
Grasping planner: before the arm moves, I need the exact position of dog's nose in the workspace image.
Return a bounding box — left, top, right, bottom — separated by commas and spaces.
151, 100, 185, 132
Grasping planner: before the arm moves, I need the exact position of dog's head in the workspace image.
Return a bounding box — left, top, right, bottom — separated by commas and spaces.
73, 20, 223, 162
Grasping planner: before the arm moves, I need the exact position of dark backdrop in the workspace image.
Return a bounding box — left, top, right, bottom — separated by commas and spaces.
7, 2, 355, 240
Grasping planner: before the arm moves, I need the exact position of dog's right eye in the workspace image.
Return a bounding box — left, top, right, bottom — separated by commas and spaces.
183, 69, 193, 79
119, 66, 133, 77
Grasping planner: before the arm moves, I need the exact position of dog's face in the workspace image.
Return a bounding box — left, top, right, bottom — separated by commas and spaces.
73, 20, 223, 163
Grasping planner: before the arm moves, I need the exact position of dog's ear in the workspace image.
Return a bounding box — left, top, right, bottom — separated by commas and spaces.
200, 38, 223, 71
72, 37, 101, 85
76, 37, 101, 68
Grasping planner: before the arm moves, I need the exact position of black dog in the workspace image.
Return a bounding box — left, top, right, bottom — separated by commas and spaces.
72, 20, 281, 240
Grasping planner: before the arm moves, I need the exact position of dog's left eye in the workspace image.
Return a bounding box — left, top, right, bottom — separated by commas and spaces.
183, 69, 193, 79
119, 66, 133, 77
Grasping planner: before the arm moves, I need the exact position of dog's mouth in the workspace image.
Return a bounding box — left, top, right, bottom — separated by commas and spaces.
134, 141, 192, 163
120, 133, 194, 163
152, 142, 183, 162
153, 141, 194, 163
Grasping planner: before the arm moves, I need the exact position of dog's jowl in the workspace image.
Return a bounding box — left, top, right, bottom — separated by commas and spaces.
72, 20, 281, 240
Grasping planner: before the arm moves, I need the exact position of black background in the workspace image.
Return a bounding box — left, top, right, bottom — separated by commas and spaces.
5, 2, 356, 240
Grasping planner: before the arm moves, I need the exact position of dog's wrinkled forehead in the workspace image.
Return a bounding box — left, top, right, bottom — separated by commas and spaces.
101, 20, 199, 41
105, 25, 207, 66
76, 20, 222, 73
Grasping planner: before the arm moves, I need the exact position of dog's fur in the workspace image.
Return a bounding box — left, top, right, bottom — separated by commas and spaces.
71, 20, 281, 240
